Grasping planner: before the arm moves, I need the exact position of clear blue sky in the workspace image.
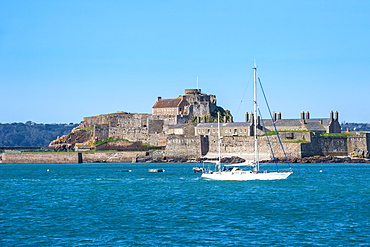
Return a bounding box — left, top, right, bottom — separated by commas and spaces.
1, 0, 369, 124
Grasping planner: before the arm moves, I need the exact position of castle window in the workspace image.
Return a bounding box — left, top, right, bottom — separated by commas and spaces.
225, 129, 228, 133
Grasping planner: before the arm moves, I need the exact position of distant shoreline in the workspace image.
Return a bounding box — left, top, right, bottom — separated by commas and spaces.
1, 151, 369, 164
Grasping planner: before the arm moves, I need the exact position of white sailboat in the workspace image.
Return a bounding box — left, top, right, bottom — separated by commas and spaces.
201, 63, 293, 180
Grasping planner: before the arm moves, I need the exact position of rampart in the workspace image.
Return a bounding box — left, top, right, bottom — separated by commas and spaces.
198, 133, 368, 160
300, 134, 370, 157
347, 132, 370, 153
165, 135, 206, 158
206, 135, 302, 159
80, 112, 178, 146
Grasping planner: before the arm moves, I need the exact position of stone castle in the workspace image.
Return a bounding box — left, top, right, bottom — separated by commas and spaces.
49, 89, 369, 161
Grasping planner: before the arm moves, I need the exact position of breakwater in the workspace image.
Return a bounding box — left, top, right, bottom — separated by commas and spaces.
0, 151, 148, 164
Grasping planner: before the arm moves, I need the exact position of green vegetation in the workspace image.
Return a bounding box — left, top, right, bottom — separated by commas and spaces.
189, 107, 233, 123
282, 136, 310, 143
0, 123, 79, 147
209, 107, 233, 123
321, 133, 351, 136
76, 126, 94, 131
95, 137, 130, 146
261, 130, 311, 136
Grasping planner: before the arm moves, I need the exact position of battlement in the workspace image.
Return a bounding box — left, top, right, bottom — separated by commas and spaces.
185, 89, 201, 94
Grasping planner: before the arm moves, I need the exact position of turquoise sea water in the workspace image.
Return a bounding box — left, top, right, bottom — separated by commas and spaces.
1, 163, 369, 246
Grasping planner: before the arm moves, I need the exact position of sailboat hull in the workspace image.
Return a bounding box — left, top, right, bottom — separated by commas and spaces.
201, 170, 293, 181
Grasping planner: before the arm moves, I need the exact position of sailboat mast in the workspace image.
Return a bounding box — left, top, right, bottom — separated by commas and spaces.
253, 63, 260, 172
217, 111, 221, 166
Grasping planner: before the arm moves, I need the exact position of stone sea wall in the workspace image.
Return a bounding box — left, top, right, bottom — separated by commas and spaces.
347, 132, 369, 153
1, 152, 80, 164
0, 151, 148, 164
165, 135, 205, 159
301, 134, 369, 157
207, 135, 302, 159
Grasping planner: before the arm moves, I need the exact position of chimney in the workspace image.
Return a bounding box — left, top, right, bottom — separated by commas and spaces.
306, 111, 310, 119
335, 111, 339, 121
250, 113, 254, 123
273, 112, 277, 121
157, 96, 162, 101
278, 112, 282, 120
245, 112, 249, 122
301, 111, 305, 120
330, 110, 334, 121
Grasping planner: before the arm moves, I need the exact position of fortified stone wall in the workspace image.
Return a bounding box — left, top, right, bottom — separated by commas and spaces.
150, 115, 178, 129
176, 115, 192, 125
81, 113, 178, 146
301, 140, 321, 157
347, 132, 370, 153
81, 112, 138, 127
192, 103, 214, 118
114, 114, 150, 129
108, 127, 166, 147
165, 135, 203, 158
206, 135, 302, 159
148, 120, 164, 134
279, 132, 312, 142
94, 124, 109, 140
301, 136, 348, 157
81, 113, 152, 130
109, 127, 149, 143
319, 136, 348, 156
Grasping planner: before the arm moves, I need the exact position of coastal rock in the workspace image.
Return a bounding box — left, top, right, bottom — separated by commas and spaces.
349, 148, 369, 158
265, 155, 370, 164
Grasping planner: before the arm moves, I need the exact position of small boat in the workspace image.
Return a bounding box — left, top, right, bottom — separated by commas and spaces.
148, 169, 165, 172
116, 170, 132, 172
192, 167, 206, 173
201, 63, 293, 181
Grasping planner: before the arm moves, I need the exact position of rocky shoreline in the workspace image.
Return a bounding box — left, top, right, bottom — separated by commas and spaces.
137, 155, 370, 164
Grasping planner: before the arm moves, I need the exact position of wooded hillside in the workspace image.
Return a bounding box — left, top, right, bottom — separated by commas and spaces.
0, 122, 79, 147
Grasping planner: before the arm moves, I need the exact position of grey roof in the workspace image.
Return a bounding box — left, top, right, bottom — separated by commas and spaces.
168, 124, 188, 129
304, 122, 326, 132
197, 122, 251, 127
262, 118, 332, 127
262, 119, 302, 127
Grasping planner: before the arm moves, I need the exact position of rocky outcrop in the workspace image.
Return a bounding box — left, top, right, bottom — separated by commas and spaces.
262, 155, 370, 163
349, 148, 369, 158
49, 128, 93, 150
